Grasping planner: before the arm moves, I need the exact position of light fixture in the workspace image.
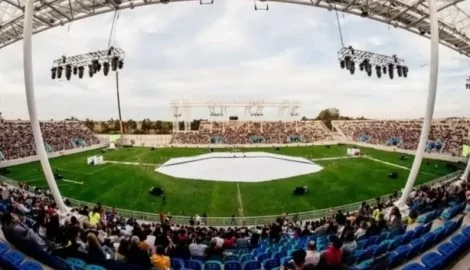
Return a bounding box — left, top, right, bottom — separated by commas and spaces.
51, 67, 57, 79
65, 64, 72, 81
337, 46, 407, 80
375, 66, 382, 78
103, 62, 110, 76
57, 66, 63, 79
78, 66, 84, 79
50, 47, 125, 81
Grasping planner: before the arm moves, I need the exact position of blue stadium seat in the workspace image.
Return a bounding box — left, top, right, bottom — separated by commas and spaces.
402, 230, 415, 245
19, 261, 43, 270
368, 236, 379, 246
462, 226, 470, 238
55, 257, 73, 270
373, 243, 387, 257
65, 258, 86, 270
1, 250, 25, 269
85, 265, 106, 270
377, 232, 389, 245
357, 239, 368, 250
0, 242, 9, 255
240, 254, 255, 263
256, 253, 270, 263
204, 261, 222, 270
421, 252, 444, 270
185, 260, 203, 270
171, 258, 184, 270
224, 261, 242, 270
280, 256, 291, 266
437, 242, 459, 264
402, 263, 429, 270
451, 233, 469, 253
406, 245, 421, 260
414, 226, 426, 238
225, 255, 240, 262
263, 259, 280, 270
243, 260, 261, 270
388, 252, 405, 268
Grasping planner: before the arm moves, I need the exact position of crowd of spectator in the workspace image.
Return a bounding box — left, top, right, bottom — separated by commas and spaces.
333, 119, 470, 156
171, 121, 333, 145
0, 173, 468, 270
0, 121, 100, 161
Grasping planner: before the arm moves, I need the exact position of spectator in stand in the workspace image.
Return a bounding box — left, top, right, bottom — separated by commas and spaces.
0, 121, 99, 160
171, 120, 333, 145
127, 235, 152, 268
304, 240, 321, 267
341, 231, 357, 256
388, 206, 403, 231
354, 221, 367, 239
151, 245, 170, 270
334, 119, 470, 156
284, 249, 308, 270
324, 236, 343, 268
205, 238, 223, 259
115, 238, 129, 262
189, 237, 207, 258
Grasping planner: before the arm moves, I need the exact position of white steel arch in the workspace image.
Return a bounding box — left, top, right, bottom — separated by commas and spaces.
1, 0, 470, 56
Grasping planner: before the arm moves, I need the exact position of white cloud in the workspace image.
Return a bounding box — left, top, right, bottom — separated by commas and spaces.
0, 1, 469, 121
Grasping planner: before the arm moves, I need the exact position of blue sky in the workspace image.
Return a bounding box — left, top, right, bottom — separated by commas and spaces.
0, 0, 468, 121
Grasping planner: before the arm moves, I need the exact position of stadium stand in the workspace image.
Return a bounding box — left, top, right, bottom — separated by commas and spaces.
171, 120, 334, 144
0, 121, 100, 161
333, 119, 470, 156
0, 174, 468, 270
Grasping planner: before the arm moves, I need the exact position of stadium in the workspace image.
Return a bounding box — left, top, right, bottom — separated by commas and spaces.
1, 0, 470, 270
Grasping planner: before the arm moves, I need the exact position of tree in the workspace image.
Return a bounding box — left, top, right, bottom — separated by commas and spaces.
65, 116, 79, 121
315, 108, 340, 129
127, 119, 137, 133
84, 118, 95, 131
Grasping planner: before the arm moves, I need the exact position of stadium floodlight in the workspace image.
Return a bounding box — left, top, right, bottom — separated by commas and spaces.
50, 47, 125, 81
51, 67, 57, 79
78, 66, 84, 79
337, 46, 407, 80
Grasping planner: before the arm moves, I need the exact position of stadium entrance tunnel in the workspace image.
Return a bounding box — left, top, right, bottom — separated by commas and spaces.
155, 152, 323, 182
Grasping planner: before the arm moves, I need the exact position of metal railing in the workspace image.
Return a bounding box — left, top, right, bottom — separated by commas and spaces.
0, 170, 462, 226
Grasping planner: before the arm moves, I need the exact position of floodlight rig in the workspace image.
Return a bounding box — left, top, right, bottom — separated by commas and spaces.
337, 46, 408, 80
254, 0, 269, 11
50, 47, 125, 81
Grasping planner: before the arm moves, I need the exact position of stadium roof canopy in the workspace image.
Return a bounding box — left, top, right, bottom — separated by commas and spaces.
0, 0, 470, 56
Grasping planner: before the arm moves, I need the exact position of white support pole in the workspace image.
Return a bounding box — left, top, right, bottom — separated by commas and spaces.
23, 0, 67, 213
396, 0, 439, 208
462, 158, 470, 181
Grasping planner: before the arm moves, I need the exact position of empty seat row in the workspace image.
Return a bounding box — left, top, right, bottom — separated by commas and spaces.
403, 226, 470, 270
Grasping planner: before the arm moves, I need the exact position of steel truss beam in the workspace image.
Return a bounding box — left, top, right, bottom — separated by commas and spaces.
0, 0, 470, 57
337, 46, 406, 66
169, 100, 301, 108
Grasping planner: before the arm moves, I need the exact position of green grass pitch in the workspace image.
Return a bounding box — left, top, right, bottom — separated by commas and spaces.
3, 145, 461, 217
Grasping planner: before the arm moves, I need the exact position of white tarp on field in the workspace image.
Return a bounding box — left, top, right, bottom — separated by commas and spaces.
156, 152, 323, 182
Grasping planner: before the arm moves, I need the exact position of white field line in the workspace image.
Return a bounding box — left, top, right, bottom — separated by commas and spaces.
236, 183, 245, 219
363, 156, 410, 170
311, 155, 362, 161
62, 179, 84, 185
104, 160, 161, 167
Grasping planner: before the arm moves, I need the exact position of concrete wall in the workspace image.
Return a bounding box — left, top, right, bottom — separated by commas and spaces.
0, 143, 107, 168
